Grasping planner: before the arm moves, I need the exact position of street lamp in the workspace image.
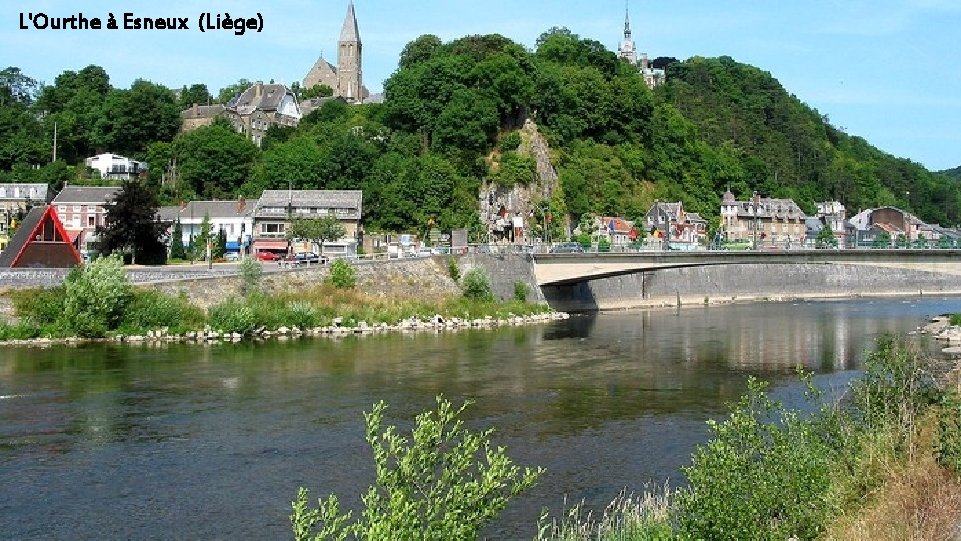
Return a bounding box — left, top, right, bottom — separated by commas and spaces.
752, 192, 761, 251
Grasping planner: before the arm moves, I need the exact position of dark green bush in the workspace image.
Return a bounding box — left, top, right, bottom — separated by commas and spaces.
119, 290, 205, 335
329, 259, 356, 289
208, 298, 256, 335
447, 257, 461, 282
513, 281, 528, 303
462, 268, 495, 302
11, 286, 65, 327
499, 131, 522, 152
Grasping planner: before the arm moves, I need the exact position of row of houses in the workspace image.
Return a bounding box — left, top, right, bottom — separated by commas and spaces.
0, 183, 363, 261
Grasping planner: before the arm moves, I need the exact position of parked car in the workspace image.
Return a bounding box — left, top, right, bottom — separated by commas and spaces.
294, 252, 327, 264
550, 242, 585, 254
256, 251, 281, 262
224, 252, 241, 262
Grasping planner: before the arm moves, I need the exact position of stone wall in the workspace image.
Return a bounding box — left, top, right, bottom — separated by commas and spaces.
461, 253, 545, 303
542, 263, 961, 312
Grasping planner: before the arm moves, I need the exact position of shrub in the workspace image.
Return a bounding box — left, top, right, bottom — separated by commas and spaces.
447, 257, 461, 282
11, 286, 65, 327
575, 233, 592, 250
851, 335, 937, 432
239, 256, 263, 296
285, 301, 319, 330
62, 255, 132, 337
598, 238, 611, 253
462, 268, 495, 302
329, 259, 356, 289
499, 131, 522, 152
937, 395, 961, 474
119, 289, 205, 335
513, 281, 528, 303
208, 297, 256, 335
676, 377, 838, 541
291, 396, 543, 540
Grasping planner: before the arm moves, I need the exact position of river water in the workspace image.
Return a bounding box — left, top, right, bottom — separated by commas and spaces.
1, 297, 958, 540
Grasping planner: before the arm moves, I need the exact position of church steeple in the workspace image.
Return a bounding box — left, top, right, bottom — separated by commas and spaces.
337, 1, 364, 102
618, 0, 637, 65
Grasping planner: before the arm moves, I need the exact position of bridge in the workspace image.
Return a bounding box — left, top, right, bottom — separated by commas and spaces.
532, 249, 961, 286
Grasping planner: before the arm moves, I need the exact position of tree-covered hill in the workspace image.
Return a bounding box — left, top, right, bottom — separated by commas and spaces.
941, 166, 961, 181
2, 29, 959, 236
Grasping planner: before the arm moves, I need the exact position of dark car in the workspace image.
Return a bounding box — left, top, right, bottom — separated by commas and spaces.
550, 242, 585, 254
295, 252, 327, 264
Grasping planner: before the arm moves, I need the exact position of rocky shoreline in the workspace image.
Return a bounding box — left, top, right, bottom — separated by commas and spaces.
0, 311, 571, 348
916, 315, 961, 388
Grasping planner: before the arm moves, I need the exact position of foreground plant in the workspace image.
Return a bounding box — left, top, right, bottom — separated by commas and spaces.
291, 396, 543, 540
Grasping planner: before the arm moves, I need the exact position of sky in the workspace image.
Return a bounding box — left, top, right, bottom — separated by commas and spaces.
2, 0, 960, 171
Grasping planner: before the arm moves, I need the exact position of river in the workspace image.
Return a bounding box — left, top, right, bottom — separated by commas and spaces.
0, 297, 957, 540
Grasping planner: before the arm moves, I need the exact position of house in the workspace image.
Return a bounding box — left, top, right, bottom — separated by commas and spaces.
51, 186, 121, 255
85, 153, 148, 180
224, 82, 302, 147
848, 207, 926, 246
159, 198, 254, 256
813, 201, 847, 248
720, 190, 807, 248
592, 216, 635, 247
0, 183, 49, 251
251, 190, 362, 257
0, 206, 83, 268
180, 103, 226, 132
645, 201, 708, 246
302, 2, 369, 103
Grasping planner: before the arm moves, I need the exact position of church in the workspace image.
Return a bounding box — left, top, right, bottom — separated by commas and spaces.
617, 5, 666, 90
302, 2, 370, 103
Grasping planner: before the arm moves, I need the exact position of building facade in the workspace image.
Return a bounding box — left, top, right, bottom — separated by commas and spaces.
159, 199, 254, 256
251, 190, 363, 257
720, 190, 807, 248
224, 83, 302, 147
85, 153, 148, 181
302, 2, 369, 103
0, 183, 48, 251
51, 186, 121, 255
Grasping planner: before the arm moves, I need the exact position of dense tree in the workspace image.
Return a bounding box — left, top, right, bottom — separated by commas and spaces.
171, 120, 259, 199
177, 83, 213, 109
35, 65, 111, 163
97, 179, 168, 265
169, 220, 187, 260
399, 34, 443, 69
94, 79, 180, 156
217, 79, 252, 104
0, 67, 42, 105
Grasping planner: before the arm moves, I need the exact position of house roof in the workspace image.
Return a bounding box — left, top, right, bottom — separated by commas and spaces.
686, 212, 707, 224
228, 83, 297, 115
0, 206, 82, 268
0, 183, 48, 202
180, 104, 226, 120
257, 190, 362, 210
52, 186, 120, 205
161, 200, 254, 222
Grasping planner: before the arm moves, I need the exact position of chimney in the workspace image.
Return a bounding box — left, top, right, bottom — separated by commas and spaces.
192, 103, 199, 117
237, 196, 246, 212
255, 82, 264, 98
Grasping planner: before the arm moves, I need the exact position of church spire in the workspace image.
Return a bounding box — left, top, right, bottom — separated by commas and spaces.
340, 1, 361, 44
624, 0, 632, 40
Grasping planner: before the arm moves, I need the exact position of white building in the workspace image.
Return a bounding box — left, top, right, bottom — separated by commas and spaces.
85, 153, 148, 181
158, 199, 254, 255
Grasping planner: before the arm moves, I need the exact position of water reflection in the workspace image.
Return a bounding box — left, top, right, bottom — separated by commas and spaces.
0, 297, 958, 540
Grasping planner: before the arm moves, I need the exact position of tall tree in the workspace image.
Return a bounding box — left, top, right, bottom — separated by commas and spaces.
171, 120, 259, 199
286, 215, 346, 255
178, 83, 213, 109
94, 80, 180, 156
97, 179, 168, 265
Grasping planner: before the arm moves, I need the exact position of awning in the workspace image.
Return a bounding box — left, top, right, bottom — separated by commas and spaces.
253, 240, 287, 251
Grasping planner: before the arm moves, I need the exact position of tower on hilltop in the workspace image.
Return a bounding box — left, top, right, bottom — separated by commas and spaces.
616, 1, 665, 90
337, 1, 363, 102
302, 2, 369, 103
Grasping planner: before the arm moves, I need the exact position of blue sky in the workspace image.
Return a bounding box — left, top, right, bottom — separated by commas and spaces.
2, 0, 960, 171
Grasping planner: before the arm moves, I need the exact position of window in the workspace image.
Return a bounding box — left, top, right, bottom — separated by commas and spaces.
87, 216, 95, 227
261, 223, 286, 235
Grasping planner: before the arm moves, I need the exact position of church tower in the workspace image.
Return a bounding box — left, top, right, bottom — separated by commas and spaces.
337, 2, 364, 103
618, 3, 637, 65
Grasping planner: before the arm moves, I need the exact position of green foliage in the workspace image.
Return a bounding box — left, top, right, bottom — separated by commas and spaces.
492, 151, 537, 187
499, 131, 522, 153
177, 83, 212, 109
872, 231, 892, 249
575, 233, 592, 249
239, 256, 263, 296
462, 268, 495, 302
97, 179, 168, 265
937, 394, 961, 474
597, 238, 611, 253
950, 313, 961, 327
676, 377, 838, 541
328, 259, 357, 290
208, 297, 256, 335
169, 221, 187, 260
118, 289, 204, 335
11, 286, 65, 328
286, 216, 346, 253
291, 396, 543, 540
62, 255, 133, 337
513, 281, 528, 303
171, 120, 259, 199
447, 257, 461, 282
815, 223, 838, 249
851, 335, 937, 431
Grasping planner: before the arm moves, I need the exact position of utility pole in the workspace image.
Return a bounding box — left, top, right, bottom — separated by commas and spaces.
52, 122, 57, 162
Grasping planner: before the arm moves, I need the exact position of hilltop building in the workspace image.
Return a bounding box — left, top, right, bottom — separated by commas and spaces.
303, 2, 369, 103
617, 5, 665, 89
224, 82, 302, 147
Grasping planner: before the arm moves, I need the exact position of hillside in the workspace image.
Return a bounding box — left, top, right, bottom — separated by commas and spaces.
941, 166, 961, 181
2, 31, 959, 236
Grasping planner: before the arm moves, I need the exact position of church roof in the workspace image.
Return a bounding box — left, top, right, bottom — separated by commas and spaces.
307, 56, 338, 77
339, 2, 361, 44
